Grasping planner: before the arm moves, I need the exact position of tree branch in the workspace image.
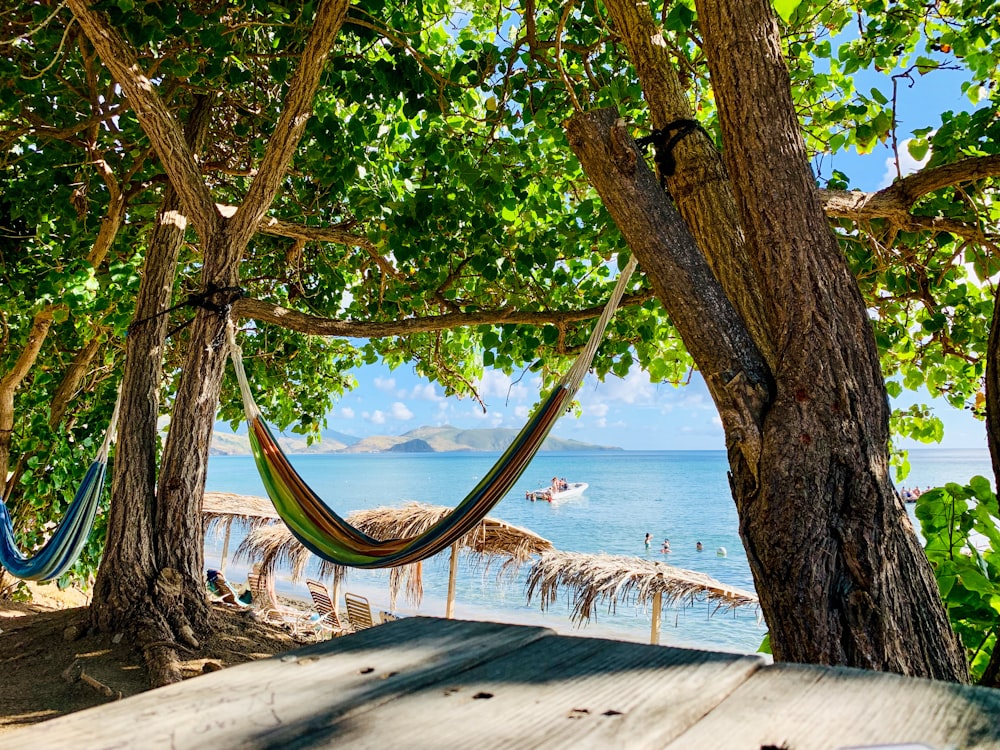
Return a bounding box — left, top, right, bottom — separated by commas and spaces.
232, 290, 655, 338
0, 309, 56, 499
820, 154, 1000, 233
564, 108, 771, 477
66, 0, 220, 240
229, 0, 350, 248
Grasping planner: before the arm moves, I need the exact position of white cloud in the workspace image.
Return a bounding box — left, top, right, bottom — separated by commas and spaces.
591, 370, 656, 406
478, 369, 536, 404
373, 376, 396, 393
879, 138, 931, 188
589, 403, 609, 418
406, 383, 442, 402
366, 410, 386, 425
340, 407, 355, 419
390, 402, 413, 420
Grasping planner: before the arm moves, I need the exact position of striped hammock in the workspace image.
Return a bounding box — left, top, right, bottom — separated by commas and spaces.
229, 257, 637, 568
0, 390, 121, 581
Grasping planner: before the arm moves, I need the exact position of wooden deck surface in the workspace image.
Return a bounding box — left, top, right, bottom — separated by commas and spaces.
3, 617, 999, 749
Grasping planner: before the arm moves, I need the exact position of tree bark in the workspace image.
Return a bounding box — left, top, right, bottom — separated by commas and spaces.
89, 95, 214, 674
69, 0, 350, 685
692, 0, 967, 681
986, 292, 1000, 499
0, 310, 55, 501
577, 0, 968, 681
601, 0, 774, 367
565, 109, 770, 476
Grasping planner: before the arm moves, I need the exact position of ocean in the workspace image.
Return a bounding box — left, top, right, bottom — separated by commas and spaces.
205, 447, 995, 654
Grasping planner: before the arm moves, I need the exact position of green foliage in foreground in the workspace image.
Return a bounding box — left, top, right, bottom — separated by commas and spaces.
915, 478, 1000, 683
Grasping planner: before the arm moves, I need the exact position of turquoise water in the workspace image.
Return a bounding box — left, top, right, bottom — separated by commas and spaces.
205, 448, 995, 653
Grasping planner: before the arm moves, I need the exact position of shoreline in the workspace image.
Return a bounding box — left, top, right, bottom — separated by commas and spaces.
208, 544, 764, 655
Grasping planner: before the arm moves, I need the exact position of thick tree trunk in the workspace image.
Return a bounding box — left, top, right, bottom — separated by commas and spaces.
69, 0, 348, 684
570, 1, 968, 681
90, 97, 213, 685
601, 0, 774, 367
565, 110, 770, 477
691, 0, 966, 681
149, 236, 242, 657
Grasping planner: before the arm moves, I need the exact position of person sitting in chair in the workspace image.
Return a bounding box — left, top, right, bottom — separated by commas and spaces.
206, 569, 246, 606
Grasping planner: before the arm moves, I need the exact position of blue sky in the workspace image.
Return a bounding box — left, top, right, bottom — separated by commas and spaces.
321, 51, 990, 452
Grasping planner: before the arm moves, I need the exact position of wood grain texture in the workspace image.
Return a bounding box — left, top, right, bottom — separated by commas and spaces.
665, 662, 1000, 750
4, 619, 997, 750
0, 619, 551, 750
301, 634, 763, 749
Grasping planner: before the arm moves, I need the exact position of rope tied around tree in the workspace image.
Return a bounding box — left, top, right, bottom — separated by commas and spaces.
128, 283, 245, 349
635, 119, 711, 186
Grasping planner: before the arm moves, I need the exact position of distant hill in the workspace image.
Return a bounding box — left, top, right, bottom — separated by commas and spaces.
209, 431, 349, 456
211, 424, 620, 455
338, 426, 621, 454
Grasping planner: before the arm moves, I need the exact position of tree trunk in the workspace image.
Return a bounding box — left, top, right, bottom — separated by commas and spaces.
693, 0, 966, 681
564, 110, 770, 477
74, 0, 348, 685
601, 0, 774, 366
571, 3, 968, 680
90, 97, 213, 684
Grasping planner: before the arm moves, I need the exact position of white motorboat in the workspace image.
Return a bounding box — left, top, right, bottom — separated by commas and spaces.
526, 481, 588, 503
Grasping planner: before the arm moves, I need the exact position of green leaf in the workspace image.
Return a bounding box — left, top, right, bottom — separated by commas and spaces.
772, 0, 802, 23
907, 138, 929, 162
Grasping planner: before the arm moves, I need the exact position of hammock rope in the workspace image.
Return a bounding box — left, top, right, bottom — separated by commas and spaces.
0, 386, 121, 581
229, 257, 638, 568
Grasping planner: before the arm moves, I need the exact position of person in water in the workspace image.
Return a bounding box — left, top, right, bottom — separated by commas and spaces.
661, 538, 671, 553
696, 541, 703, 551
645, 533, 652, 548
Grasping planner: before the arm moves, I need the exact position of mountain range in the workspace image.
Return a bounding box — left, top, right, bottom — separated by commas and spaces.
209, 424, 622, 455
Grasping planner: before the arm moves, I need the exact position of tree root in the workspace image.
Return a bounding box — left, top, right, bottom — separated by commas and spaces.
61, 659, 123, 701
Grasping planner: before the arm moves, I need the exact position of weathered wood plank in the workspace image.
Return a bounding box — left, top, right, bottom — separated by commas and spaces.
665, 662, 1000, 749
290, 633, 765, 748
0, 618, 552, 750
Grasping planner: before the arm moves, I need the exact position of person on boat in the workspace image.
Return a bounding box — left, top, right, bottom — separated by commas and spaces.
551, 477, 560, 493
559, 478, 568, 490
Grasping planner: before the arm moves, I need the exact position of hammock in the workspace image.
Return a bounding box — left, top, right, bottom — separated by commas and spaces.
229, 257, 638, 568
0, 389, 121, 581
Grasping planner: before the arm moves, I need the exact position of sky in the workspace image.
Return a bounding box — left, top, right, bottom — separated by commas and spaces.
321, 47, 991, 452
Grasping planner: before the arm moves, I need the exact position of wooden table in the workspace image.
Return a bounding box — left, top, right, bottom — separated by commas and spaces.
3, 617, 999, 749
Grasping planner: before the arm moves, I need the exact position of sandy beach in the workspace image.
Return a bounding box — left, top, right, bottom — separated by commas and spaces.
207, 543, 755, 652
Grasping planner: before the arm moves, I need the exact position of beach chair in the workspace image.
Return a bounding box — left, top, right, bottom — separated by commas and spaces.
305, 579, 351, 638
247, 570, 311, 634
344, 592, 375, 631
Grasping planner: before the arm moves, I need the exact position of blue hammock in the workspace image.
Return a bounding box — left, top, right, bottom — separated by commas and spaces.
0, 391, 120, 581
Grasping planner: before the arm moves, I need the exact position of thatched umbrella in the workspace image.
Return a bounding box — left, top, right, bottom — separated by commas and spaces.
236, 502, 553, 617
525, 550, 758, 645
202, 491, 280, 574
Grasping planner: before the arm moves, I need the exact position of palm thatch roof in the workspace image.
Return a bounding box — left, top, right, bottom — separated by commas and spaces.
235, 502, 553, 607
202, 491, 280, 535
525, 550, 758, 625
